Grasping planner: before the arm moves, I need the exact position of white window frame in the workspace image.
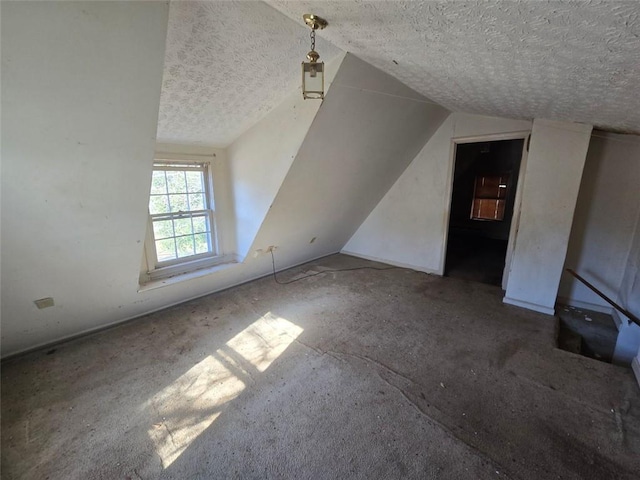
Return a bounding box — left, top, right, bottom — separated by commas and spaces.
144, 158, 226, 281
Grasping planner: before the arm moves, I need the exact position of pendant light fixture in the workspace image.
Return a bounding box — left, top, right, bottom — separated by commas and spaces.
301, 14, 328, 100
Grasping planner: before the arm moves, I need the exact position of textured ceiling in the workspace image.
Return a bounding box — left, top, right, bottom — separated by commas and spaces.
156, 1, 341, 146
158, 1, 640, 146
268, 0, 640, 134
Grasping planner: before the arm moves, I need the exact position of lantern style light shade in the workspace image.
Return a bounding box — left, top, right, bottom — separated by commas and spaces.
302, 61, 324, 99
301, 14, 327, 100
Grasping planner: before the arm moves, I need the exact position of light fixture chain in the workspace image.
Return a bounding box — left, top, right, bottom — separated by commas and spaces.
310, 28, 316, 51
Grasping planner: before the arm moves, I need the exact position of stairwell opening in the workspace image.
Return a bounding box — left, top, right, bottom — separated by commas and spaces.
556, 304, 620, 364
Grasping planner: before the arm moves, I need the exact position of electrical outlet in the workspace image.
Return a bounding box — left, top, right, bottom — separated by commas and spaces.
34, 297, 55, 309
254, 246, 277, 256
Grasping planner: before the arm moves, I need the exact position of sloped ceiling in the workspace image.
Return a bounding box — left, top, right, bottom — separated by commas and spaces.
249, 54, 450, 264
156, 0, 341, 146
158, 0, 640, 146
267, 0, 640, 134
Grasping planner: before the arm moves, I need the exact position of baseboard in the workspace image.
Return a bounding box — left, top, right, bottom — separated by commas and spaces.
556, 296, 614, 315
340, 250, 440, 275
2, 250, 343, 361
503, 296, 556, 315
632, 357, 640, 390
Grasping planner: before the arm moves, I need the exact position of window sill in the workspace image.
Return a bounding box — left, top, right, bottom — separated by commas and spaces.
138, 256, 239, 292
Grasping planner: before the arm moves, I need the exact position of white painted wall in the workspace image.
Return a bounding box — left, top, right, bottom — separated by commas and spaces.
343, 113, 532, 272
228, 53, 345, 259
559, 133, 640, 312
1, 2, 170, 355
504, 119, 593, 314
1, 47, 448, 356
248, 54, 450, 266
612, 206, 640, 369
555, 131, 640, 371
614, 320, 640, 367
616, 195, 640, 322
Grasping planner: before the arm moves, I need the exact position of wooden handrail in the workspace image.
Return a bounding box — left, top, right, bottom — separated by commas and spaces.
565, 269, 640, 327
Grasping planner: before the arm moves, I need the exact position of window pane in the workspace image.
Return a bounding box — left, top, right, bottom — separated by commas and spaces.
189, 193, 205, 210
173, 217, 193, 236
153, 219, 174, 240
156, 238, 177, 262
168, 194, 189, 212
194, 233, 211, 254
472, 199, 505, 221
151, 171, 167, 194
471, 174, 509, 221
166, 171, 186, 194
475, 175, 509, 199
186, 171, 204, 193
149, 163, 216, 268
192, 215, 208, 234
149, 195, 170, 214
176, 235, 195, 258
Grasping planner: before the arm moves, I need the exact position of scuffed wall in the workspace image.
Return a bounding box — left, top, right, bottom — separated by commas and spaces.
504, 119, 592, 314
1, 1, 170, 355
1, 49, 448, 356
612, 207, 640, 367
227, 54, 345, 259
559, 133, 640, 313
247, 54, 450, 265
343, 113, 531, 273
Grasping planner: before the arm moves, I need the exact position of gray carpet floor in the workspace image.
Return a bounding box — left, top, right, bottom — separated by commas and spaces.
2, 254, 639, 479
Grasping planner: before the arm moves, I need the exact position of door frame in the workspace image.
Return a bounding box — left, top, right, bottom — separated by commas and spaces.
439, 131, 530, 290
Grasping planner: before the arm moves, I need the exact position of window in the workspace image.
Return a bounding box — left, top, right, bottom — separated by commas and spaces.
145, 160, 220, 280
471, 174, 509, 221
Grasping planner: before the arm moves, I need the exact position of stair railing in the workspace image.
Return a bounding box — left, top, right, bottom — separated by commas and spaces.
565, 268, 640, 327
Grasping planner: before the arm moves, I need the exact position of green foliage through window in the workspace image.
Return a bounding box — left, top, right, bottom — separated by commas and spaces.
148, 162, 216, 266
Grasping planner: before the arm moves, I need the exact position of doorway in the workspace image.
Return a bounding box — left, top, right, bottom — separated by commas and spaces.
444, 138, 525, 286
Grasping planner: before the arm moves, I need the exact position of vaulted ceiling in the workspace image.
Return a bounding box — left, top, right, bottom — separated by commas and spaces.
156, 1, 341, 146
157, 0, 640, 146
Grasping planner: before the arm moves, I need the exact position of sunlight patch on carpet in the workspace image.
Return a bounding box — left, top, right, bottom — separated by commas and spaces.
147, 313, 303, 467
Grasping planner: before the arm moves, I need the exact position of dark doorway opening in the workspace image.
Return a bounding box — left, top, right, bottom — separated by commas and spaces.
445, 138, 524, 286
